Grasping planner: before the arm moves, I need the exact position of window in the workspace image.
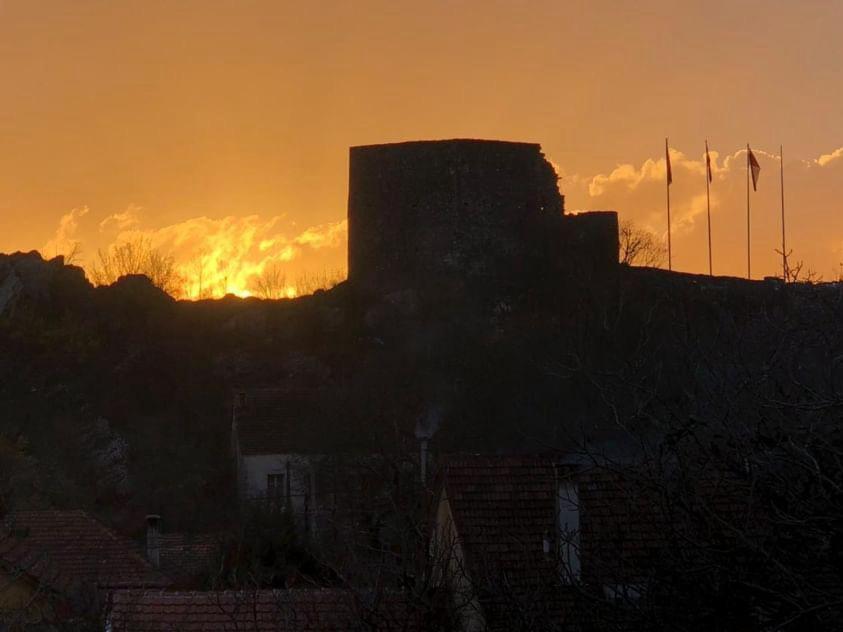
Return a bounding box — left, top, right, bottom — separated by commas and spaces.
267, 473, 285, 498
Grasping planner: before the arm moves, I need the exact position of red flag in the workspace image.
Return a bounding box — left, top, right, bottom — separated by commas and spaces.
705, 140, 713, 183
665, 138, 673, 186
748, 146, 761, 191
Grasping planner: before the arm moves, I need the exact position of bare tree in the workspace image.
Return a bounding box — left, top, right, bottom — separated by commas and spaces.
63, 241, 83, 266
618, 221, 667, 268
254, 263, 289, 300
541, 276, 843, 631
89, 237, 182, 296
774, 247, 824, 283
294, 269, 346, 297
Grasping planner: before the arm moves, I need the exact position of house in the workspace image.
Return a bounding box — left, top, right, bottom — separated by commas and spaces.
430, 455, 584, 632
106, 588, 423, 631
231, 388, 337, 535
430, 454, 673, 630
231, 387, 427, 584
5, 510, 170, 596
431, 453, 820, 631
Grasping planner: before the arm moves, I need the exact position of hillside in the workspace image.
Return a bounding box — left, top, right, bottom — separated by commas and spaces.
1, 250, 842, 540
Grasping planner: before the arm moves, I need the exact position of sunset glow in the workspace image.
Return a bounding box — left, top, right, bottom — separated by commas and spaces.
2, 5, 842, 628
2, 1, 842, 288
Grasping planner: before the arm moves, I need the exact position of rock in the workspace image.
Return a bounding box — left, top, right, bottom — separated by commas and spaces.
0, 269, 23, 316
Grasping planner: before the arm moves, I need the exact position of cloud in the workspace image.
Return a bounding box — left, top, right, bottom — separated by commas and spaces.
39, 142, 842, 296
294, 219, 348, 250
587, 149, 710, 198
41, 206, 89, 259
99, 206, 141, 233
816, 147, 843, 167
112, 213, 346, 298
563, 145, 843, 279
42, 206, 348, 298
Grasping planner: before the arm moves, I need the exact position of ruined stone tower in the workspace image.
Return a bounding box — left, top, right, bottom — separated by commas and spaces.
347, 139, 617, 294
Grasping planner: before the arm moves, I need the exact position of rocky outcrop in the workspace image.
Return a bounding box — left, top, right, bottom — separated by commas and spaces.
0, 251, 91, 316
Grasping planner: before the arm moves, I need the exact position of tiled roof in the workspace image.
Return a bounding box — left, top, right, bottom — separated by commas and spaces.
233, 388, 333, 456
579, 468, 764, 584
0, 528, 77, 596
439, 454, 843, 630
578, 468, 667, 584
158, 533, 223, 586
441, 455, 558, 578
6, 510, 170, 590
108, 589, 421, 631
439, 455, 577, 630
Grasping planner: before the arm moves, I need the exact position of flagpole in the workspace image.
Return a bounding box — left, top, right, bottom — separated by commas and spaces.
780, 145, 787, 281
746, 144, 751, 280
666, 137, 672, 271
705, 140, 712, 276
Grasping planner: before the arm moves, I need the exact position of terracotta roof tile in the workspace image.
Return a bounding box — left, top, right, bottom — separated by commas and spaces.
0, 529, 78, 596
578, 469, 668, 584
233, 389, 332, 456
439, 455, 577, 630
6, 510, 170, 590
108, 589, 421, 631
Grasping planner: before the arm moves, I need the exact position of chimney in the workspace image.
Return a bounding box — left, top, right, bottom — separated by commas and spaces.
415, 404, 443, 487
146, 514, 161, 569
237, 392, 246, 408
420, 438, 429, 486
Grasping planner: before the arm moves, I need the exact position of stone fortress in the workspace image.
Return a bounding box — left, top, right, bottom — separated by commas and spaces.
346, 139, 619, 295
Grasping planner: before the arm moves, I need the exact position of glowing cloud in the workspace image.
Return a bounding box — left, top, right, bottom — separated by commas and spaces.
294, 220, 348, 250
564, 145, 843, 280
817, 147, 843, 167
99, 206, 141, 233
41, 207, 89, 260
43, 207, 347, 299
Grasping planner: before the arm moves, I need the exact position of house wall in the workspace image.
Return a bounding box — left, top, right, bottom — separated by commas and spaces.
241, 453, 319, 530
432, 489, 486, 632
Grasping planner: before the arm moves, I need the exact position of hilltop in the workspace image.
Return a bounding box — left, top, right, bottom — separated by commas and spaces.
2, 247, 841, 538
2, 138, 841, 543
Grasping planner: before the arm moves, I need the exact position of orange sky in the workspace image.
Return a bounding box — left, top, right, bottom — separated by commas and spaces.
2, 1, 842, 295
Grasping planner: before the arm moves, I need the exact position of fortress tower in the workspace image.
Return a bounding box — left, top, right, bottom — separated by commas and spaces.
347, 139, 617, 294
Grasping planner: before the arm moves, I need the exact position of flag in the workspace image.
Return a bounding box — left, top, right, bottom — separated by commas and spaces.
665, 138, 672, 186
705, 140, 713, 183
748, 145, 761, 191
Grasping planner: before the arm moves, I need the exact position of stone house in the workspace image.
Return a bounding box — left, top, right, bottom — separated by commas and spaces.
231, 388, 425, 578
231, 388, 333, 535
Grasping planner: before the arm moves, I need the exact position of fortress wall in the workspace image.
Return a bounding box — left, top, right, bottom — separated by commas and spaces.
347, 139, 616, 294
